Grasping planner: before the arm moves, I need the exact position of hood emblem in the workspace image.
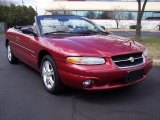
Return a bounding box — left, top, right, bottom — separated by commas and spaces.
128, 57, 134, 63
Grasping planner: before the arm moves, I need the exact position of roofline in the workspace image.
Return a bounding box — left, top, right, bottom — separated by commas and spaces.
36, 15, 83, 17
45, 1, 160, 12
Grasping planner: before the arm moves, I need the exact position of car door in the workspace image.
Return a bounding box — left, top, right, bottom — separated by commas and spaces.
16, 33, 40, 69
7, 29, 23, 58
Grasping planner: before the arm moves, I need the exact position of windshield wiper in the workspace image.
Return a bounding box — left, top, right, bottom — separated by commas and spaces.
78, 31, 98, 35
43, 30, 109, 36
73, 30, 109, 35
43, 31, 71, 36
97, 30, 109, 35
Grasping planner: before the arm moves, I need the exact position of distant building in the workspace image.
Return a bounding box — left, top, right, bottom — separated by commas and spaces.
45, 0, 160, 30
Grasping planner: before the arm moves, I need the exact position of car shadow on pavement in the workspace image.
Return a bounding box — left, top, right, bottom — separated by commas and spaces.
61, 71, 159, 120
5, 60, 159, 120
16, 59, 158, 104
60, 70, 158, 107
19, 60, 157, 103
63, 84, 144, 101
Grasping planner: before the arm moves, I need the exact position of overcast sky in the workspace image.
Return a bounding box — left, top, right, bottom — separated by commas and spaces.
6, 0, 53, 15
3, 0, 160, 14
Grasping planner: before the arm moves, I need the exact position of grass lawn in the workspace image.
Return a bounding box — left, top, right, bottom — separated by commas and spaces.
141, 36, 160, 65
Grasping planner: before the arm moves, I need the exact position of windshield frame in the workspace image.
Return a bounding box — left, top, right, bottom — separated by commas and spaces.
35, 15, 107, 37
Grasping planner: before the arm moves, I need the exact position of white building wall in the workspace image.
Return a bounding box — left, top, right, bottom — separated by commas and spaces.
44, 1, 160, 30
92, 19, 160, 30
45, 1, 160, 12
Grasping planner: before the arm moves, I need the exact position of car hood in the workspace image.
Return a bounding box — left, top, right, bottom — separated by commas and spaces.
44, 35, 145, 57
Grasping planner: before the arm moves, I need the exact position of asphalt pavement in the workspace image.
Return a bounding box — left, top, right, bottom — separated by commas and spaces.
0, 34, 160, 120
112, 31, 160, 37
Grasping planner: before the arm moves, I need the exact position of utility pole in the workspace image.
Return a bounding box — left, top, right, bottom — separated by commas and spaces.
35, 0, 38, 15
22, 0, 24, 6
36, 6, 37, 14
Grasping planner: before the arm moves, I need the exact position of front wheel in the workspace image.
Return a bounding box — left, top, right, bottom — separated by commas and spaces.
7, 43, 19, 64
41, 55, 64, 94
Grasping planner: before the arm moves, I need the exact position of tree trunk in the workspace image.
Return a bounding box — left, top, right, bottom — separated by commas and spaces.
135, 0, 141, 40
135, 0, 148, 40
116, 20, 119, 29
136, 15, 141, 39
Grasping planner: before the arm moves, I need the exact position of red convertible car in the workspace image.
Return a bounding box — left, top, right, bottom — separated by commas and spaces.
5, 15, 152, 94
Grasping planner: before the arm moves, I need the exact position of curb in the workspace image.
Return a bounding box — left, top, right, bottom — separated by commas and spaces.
153, 59, 160, 66
153, 59, 160, 63
108, 29, 160, 32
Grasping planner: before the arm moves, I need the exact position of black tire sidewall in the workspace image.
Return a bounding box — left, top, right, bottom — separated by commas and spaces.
41, 55, 64, 94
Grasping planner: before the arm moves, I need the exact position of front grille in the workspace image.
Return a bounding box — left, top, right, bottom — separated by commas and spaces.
112, 53, 144, 68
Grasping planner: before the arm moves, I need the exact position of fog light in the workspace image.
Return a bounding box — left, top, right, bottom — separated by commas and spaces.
83, 80, 92, 87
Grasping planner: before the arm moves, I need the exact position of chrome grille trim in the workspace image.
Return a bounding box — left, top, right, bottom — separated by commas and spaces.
113, 56, 143, 63
112, 53, 145, 68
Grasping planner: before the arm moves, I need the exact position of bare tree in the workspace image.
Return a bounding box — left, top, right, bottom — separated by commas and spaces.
52, 10, 72, 15
86, 11, 97, 19
52, 6, 72, 15
98, 11, 111, 19
127, 12, 134, 20
136, 0, 148, 40
110, 11, 123, 29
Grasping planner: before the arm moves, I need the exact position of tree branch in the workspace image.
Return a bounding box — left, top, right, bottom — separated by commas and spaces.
140, 0, 148, 19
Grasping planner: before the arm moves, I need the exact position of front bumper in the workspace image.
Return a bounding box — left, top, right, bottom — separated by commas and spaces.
56, 57, 152, 90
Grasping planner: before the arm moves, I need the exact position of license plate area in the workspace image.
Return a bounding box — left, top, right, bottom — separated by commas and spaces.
125, 69, 144, 83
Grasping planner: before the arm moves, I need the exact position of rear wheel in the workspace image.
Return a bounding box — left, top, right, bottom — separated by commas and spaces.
7, 43, 19, 64
41, 55, 64, 94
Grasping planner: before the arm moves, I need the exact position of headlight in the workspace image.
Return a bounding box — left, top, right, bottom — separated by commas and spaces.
143, 49, 148, 57
66, 57, 105, 65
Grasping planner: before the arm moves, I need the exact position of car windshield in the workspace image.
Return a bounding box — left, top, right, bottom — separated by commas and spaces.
37, 15, 108, 36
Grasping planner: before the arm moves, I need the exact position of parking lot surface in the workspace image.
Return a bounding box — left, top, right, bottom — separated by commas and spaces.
112, 31, 160, 37
0, 34, 160, 120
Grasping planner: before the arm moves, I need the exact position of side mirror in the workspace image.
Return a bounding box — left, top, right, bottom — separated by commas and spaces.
100, 26, 105, 30
21, 28, 37, 36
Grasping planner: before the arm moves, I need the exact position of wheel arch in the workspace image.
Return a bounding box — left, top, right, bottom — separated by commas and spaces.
38, 50, 52, 69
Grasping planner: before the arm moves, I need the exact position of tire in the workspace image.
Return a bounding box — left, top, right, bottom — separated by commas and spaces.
7, 43, 19, 64
41, 55, 64, 94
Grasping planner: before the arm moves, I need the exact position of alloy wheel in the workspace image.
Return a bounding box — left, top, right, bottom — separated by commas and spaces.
42, 61, 55, 89
7, 45, 12, 61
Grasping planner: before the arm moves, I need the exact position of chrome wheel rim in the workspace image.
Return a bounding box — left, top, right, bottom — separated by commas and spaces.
7, 45, 12, 61
42, 61, 55, 89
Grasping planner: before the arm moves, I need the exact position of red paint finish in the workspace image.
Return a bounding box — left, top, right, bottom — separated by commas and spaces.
5, 28, 152, 90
